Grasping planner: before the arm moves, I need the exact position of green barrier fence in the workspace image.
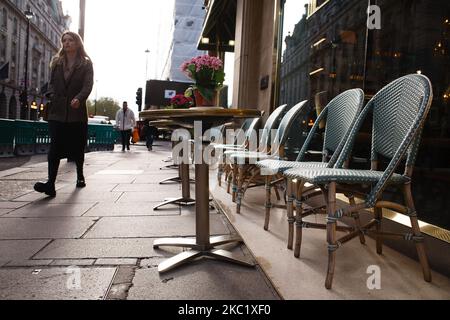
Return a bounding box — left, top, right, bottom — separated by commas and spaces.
0, 119, 15, 157
14, 120, 37, 156
34, 121, 51, 154
0, 119, 117, 157
87, 123, 117, 151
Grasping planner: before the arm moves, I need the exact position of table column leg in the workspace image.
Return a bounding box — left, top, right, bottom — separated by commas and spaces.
195, 163, 211, 250
153, 163, 196, 210
154, 142, 254, 273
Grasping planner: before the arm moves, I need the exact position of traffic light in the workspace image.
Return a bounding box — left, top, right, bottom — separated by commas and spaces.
136, 87, 142, 112
19, 90, 28, 107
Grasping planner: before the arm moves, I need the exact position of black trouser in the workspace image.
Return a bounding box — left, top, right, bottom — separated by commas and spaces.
146, 132, 154, 148
48, 121, 87, 184
120, 129, 132, 149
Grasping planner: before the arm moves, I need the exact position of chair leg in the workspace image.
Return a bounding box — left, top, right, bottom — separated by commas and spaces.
404, 184, 432, 282
264, 175, 272, 231
348, 195, 366, 245
274, 184, 281, 201
217, 163, 223, 187
325, 182, 337, 290
226, 167, 232, 194
231, 165, 238, 202
236, 165, 244, 214
374, 207, 383, 255
286, 179, 295, 249
294, 181, 305, 257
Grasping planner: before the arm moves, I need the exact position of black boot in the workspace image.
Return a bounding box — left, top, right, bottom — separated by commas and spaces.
76, 177, 86, 188
34, 181, 56, 197
76, 161, 86, 188
34, 159, 59, 197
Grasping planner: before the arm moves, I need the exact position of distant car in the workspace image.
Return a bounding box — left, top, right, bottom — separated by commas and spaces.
88, 115, 110, 124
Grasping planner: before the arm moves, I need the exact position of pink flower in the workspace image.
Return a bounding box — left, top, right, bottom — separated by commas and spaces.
179, 54, 225, 89
170, 94, 193, 108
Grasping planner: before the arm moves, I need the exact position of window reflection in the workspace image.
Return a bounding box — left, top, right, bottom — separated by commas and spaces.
280, 0, 450, 229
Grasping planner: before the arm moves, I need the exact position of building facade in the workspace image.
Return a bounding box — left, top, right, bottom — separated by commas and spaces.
161, 0, 206, 82
0, 0, 69, 120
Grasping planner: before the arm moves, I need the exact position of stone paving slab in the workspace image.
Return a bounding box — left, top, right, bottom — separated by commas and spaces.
57, 183, 119, 193
0, 180, 36, 201
0, 209, 13, 216
117, 191, 189, 203
0, 146, 281, 300
12, 192, 50, 202
0, 171, 49, 180
132, 175, 185, 184
34, 238, 172, 259
84, 215, 229, 239
128, 258, 279, 300
0, 267, 116, 300
96, 169, 145, 175
0, 168, 30, 178
27, 192, 122, 204
50, 259, 96, 266
83, 203, 181, 217
0, 201, 29, 209
0, 260, 9, 267
87, 175, 136, 184
112, 184, 181, 193
6, 260, 53, 267
5, 203, 95, 218
0, 240, 51, 260
95, 258, 138, 266
0, 217, 97, 239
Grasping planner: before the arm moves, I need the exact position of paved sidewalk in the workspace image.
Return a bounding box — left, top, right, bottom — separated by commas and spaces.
0, 141, 280, 300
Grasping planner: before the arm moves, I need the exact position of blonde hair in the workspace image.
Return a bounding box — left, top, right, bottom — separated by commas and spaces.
50, 31, 92, 68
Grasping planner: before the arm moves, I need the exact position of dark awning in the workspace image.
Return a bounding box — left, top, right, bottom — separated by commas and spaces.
197, 0, 237, 52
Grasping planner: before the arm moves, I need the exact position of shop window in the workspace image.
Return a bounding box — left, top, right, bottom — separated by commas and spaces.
279, 0, 450, 230
1, 8, 7, 29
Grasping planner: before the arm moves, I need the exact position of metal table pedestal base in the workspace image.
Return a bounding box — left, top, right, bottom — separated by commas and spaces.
153, 235, 254, 273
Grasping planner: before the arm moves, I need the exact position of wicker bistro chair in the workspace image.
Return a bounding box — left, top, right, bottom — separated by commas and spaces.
227, 101, 308, 214
282, 74, 433, 289
256, 89, 364, 247
224, 104, 288, 203
213, 117, 262, 187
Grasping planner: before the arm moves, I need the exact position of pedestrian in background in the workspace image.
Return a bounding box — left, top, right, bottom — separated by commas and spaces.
115, 101, 136, 151
34, 31, 94, 197
143, 121, 158, 151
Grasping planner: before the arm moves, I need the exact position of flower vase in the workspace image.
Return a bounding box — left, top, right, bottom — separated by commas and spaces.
194, 89, 218, 107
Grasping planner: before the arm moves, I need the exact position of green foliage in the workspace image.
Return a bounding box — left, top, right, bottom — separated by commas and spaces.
87, 97, 120, 120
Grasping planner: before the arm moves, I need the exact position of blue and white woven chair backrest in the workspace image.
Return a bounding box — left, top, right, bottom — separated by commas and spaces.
295, 89, 364, 164
259, 104, 287, 151
244, 117, 261, 141
335, 74, 433, 206
370, 74, 432, 166
273, 100, 308, 148
323, 89, 364, 164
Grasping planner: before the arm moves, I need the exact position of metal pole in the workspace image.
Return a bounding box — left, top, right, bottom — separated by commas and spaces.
94, 80, 98, 115
79, 0, 86, 40
144, 49, 150, 109
24, 17, 30, 119
145, 49, 150, 80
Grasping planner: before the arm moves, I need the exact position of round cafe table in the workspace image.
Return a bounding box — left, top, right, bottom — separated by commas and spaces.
140, 107, 261, 273
148, 119, 195, 210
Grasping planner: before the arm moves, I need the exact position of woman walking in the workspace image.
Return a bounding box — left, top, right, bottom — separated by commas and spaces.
34, 31, 94, 197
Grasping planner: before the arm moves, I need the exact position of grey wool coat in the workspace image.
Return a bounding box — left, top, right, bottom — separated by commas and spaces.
47, 57, 94, 123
